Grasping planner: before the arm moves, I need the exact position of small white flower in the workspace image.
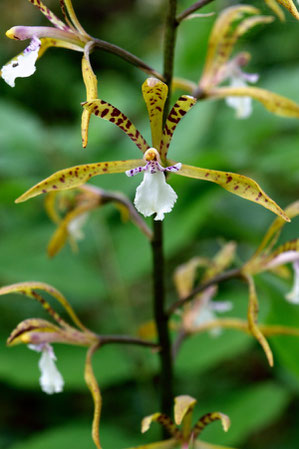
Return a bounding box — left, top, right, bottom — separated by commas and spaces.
286, 260, 299, 304
224, 61, 259, 119
28, 343, 64, 394
1, 36, 41, 87
126, 148, 181, 221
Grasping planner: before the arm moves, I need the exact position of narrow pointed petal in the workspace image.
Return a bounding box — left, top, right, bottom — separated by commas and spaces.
192, 412, 230, 438
200, 5, 260, 89
161, 96, 196, 160
245, 275, 273, 367
15, 159, 143, 203
264, 0, 285, 20
174, 257, 209, 299
61, 0, 90, 36
174, 163, 290, 222
276, 0, 299, 19
142, 413, 181, 439
83, 100, 149, 153
81, 47, 98, 148
210, 86, 299, 118
142, 78, 168, 149
84, 344, 103, 449
27, 0, 72, 31
255, 201, 299, 256
0, 282, 87, 332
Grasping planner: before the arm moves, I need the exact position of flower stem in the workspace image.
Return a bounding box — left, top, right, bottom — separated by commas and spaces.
151, 0, 178, 419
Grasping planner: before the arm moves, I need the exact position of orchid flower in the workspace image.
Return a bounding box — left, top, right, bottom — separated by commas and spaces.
1, 0, 90, 87
16, 77, 289, 224
174, 6, 299, 121
126, 395, 232, 449
263, 0, 299, 21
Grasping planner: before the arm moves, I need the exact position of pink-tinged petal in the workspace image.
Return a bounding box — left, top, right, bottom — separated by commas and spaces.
6, 26, 84, 47
161, 95, 196, 160
15, 160, 143, 203
192, 412, 230, 438
263, 240, 299, 270
83, 100, 149, 153
142, 78, 168, 149
209, 86, 299, 118
245, 275, 273, 367
7, 318, 62, 346
173, 162, 290, 222
27, 0, 72, 31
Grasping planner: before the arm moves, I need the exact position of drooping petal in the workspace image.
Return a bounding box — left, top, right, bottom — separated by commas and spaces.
0, 282, 87, 331
209, 86, 299, 118
142, 78, 168, 149
83, 100, 149, 153
286, 260, 299, 304
161, 95, 196, 160
81, 45, 98, 148
27, 0, 72, 31
245, 275, 273, 367
174, 162, 290, 221
192, 412, 230, 438
134, 171, 178, 221
142, 413, 181, 439
276, 0, 299, 19
15, 159, 143, 203
1, 37, 41, 87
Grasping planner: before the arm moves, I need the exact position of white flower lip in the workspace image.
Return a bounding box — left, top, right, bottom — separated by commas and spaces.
125, 149, 182, 221
286, 260, 299, 304
1, 37, 41, 87
29, 343, 64, 394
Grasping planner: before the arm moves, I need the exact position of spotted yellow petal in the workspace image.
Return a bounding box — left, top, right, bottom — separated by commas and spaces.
277, 0, 299, 19
193, 412, 230, 438
81, 47, 98, 148
85, 344, 102, 449
142, 413, 180, 438
161, 95, 196, 161
210, 86, 299, 118
173, 162, 290, 222
38, 37, 84, 58
28, 0, 71, 31
200, 5, 259, 89
0, 282, 87, 331
142, 78, 168, 149
246, 275, 273, 367
15, 159, 143, 203
83, 100, 149, 153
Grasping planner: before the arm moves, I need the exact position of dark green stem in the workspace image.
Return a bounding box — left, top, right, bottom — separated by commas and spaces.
151, 0, 178, 420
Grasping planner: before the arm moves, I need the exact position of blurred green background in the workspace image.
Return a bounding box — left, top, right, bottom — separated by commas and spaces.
0, 0, 299, 448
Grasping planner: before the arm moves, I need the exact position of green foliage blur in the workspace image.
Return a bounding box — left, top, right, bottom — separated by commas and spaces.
0, 0, 299, 448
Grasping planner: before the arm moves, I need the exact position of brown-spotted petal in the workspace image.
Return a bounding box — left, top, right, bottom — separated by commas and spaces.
85, 344, 102, 449
172, 162, 290, 222
209, 86, 299, 118
81, 46, 98, 148
200, 5, 259, 89
276, 0, 299, 19
15, 159, 144, 203
142, 78, 168, 149
0, 282, 87, 332
245, 275, 273, 367
83, 100, 149, 153
161, 95, 196, 161
27, 0, 72, 32
192, 412, 230, 439
142, 413, 181, 439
